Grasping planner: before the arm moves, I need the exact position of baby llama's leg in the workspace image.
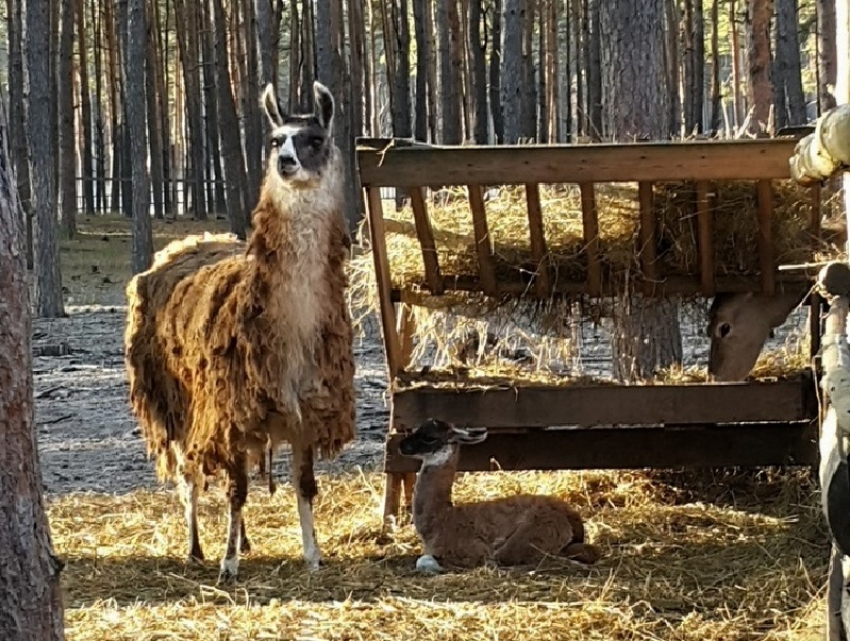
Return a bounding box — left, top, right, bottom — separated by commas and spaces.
292, 444, 322, 570
176, 459, 204, 563
240, 520, 251, 553
218, 453, 248, 584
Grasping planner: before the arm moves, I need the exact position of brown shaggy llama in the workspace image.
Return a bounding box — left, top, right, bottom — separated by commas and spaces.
124, 81, 356, 583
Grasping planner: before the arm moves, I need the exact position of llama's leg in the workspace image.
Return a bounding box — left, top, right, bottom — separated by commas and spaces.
240, 520, 251, 553
218, 455, 248, 584
177, 474, 204, 563
292, 444, 322, 570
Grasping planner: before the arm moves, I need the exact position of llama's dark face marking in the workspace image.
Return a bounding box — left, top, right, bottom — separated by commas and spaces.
261, 82, 336, 185
398, 419, 488, 459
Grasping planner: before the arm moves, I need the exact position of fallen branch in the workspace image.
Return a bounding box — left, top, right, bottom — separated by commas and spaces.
789, 103, 850, 185
39, 414, 74, 425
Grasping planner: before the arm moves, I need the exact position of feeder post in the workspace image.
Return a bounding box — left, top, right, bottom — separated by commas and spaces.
467, 184, 499, 296
696, 181, 715, 295
409, 187, 445, 294
638, 182, 658, 293
580, 183, 602, 296
525, 183, 552, 297
756, 179, 776, 296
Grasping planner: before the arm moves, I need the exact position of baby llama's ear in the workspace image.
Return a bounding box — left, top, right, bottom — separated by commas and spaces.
261, 83, 284, 128
451, 426, 489, 445
313, 81, 335, 134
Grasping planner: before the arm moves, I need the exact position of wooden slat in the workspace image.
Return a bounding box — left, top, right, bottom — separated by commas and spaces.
524, 183, 551, 297
696, 181, 715, 295
579, 182, 602, 296
384, 422, 818, 473
391, 379, 814, 431
389, 273, 814, 302
809, 183, 822, 361
638, 182, 658, 291
467, 184, 498, 296
396, 303, 417, 371
365, 187, 402, 378
356, 139, 799, 187
757, 179, 776, 296
408, 187, 444, 294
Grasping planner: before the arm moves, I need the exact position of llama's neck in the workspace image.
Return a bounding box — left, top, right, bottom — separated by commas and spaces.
412, 447, 460, 538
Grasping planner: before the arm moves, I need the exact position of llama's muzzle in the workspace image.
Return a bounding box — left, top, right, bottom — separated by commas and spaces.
277, 154, 299, 177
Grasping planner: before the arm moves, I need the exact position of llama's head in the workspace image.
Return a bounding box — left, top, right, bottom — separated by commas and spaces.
398, 419, 488, 465
707, 290, 804, 381
261, 81, 337, 187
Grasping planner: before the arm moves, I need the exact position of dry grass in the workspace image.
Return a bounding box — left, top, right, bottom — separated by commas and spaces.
59, 215, 232, 306
52, 467, 829, 640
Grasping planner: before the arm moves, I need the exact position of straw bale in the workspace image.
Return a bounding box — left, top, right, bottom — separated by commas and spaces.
54, 467, 828, 640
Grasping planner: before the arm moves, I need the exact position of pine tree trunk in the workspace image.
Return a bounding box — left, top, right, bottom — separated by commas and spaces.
413, 0, 430, 141
59, 0, 76, 238
745, 0, 774, 133
125, 0, 153, 273
300, 0, 316, 108
106, 0, 122, 213
467, 0, 488, 143
145, 0, 164, 220
489, 0, 504, 142
347, 0, 366, 137
683, 0, 695, 133
501, 0, 524, 143
664, 0, 681, 135
564, 0, 572, 139
7, 0, 31, 232
693, 0, 705, 133
599, 0, 682, 381
730, 0, 744, 127
547, 1, 560, 142
200, 0, 226, 215
709, 0, 723, 133
537, 4, 547, 142
587, 0, 602, 139
818, 0, 837, 112
76, 0, 94, 215
425, 0, 439, 141
92, 0, 106, 213
151, 0, 172, 216
255, 0, 280, 87
242, 0, 263, 208
572, 0, 583, 137
522, 0, 536, 140
211, 0, 250, 237
0, 96, 66, 640
288, 0, 301, 109
389, 0, 412, 139
437, 0, 463, 143
24, 0, 64, 318
774, 0, 807, 125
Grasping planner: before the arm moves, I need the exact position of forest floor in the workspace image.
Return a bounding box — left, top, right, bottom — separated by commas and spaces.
39, 214, 829, 640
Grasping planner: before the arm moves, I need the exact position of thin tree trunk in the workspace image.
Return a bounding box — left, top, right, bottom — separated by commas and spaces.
59, 0, 76, 238
564, 0, 572, 139
24, 0, 64, 317
489, 0, 504, 142
572, 0, 583, 136
211, 0, 249, 238
125, 0, 153, 273
152, 0, 172, 216
683, 0, 695, 133
775, 0, 807, 125
746, 0, 774, 133
709, 0, 722, 133
501, 0, 524, 143
76, 0, 94, 215
116, 0, 133, 217
425, 0, 439, 140
468, 0, 488, 143
242, 0, 263, 208
548, 1, 560, 142
347, 0, 365, 137
818, 0, 837, 112
437, 0, 463, 143
8, 0, 31, 239
0, 92, 66, 641
537, 3, 547, 142
588, 0, 602, 139
92, 0, 106, 213
255, 0, 282, 87
106, 0, 122, 212
413, 0, 430, 141
665, 0, 681, 135
199, 0, 226, 215
730, 0, 744, 127
300, 0, 316, 108
143, 0, 164, 220
288, 0, 301, 109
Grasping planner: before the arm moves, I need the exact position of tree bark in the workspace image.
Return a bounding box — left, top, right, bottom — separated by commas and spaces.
0, 93, 66, 641
242, 0, 263, 208
774, 0, 807, 126
501, 0, 524, 143
745, 0, 775, 133
730, 0, 744, 127
24, 0, 64, 318
347, 0, 366, 137
58, 0, 76, 238
819, 0, 838, 112
7, 0, 31, 233
522, 0, 536, 139
547, 1, 560, 142
709, 0, 723, 133
124, 0, 153, 273
389, 0, 412, 139
468, 0, 488, 143
413, 0, 430, 141
693, 0, 705, 133
76, 0, 94, 215
211, 0, 249, 237
599, 0, 682, 381
255, 0, 282, 87
106, 0, 122, 213
437, 0, 463, 143
587, 0, 602, 139
92, 0, 106, 213
664, 0, 681, 135
489, 0, 504, 142
144, 0, 164, 220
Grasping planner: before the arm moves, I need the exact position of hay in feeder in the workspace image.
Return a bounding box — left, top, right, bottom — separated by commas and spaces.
55, 468, 828, 640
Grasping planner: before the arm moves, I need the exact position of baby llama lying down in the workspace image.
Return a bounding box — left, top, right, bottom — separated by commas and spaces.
124, 81, 356, 583
398, 419, 600, 572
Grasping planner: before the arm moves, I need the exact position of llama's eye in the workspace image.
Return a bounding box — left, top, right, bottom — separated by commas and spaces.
270, 136, 283, 148
717, 322, 731, 339
310, 137, 324, 149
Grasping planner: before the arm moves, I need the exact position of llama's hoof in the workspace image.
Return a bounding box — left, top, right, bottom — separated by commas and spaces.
305, 556, 323, 572
186, 553, 205, 567
217, 557, 240, 584
415, 554, 445, 574
240, 538, 252, 554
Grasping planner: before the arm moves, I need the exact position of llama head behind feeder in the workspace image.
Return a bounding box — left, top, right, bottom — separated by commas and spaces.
261, 81, 337, 190
399, 419, 488, 466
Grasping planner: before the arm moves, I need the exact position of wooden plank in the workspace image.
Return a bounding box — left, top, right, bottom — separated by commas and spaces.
757, 179, 776, 296
356, 139, 799, 187
467, 184, 498, 296
390, 379, 814, 431
365, 187, 402, 378
396, 303, 417, 371
638, 182, 658, 291
579, 183, 602, 296
384, 422, 818, 473
696, 180, 715, 295
524, 183, 552, 297
408, 187, 444, 294
389, 273, 814, 301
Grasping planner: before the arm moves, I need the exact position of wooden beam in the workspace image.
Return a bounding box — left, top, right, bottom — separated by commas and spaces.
365, 187, 402, 378
408, 187, 444, 294
356, 139, 799, 188
390, 379, 815, 431
524, 183, 552, 297
809, 183, 822, 362
638, 182, 658, 291
389, 272, 814, 301
696, 181, 715, 295
579, 183, 602, 296
757, 179, 776, 296
384, 422, 818, 472
467, 184, 498, 296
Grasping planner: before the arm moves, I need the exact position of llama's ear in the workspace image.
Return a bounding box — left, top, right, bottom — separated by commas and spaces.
261, 83, 284, 128
451, 426, 488, 445
313, 81, 335, 133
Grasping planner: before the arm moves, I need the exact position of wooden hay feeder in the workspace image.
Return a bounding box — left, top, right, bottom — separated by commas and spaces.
355, 137, 826, 522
